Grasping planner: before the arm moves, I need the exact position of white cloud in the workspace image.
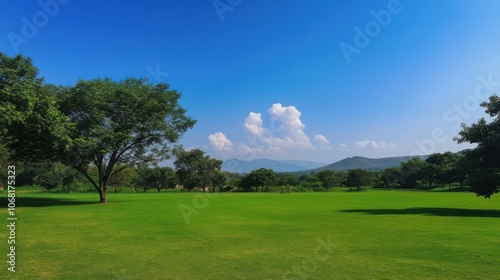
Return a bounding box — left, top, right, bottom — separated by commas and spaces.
354, 140, 396, 149
267, 103, 312, 148
208, 103, 332, 158
338, 143, 349, 151
208, 132, 234, 152
244, 112, 263, 135
314, 134, 330, 144
314, 134, 332, 150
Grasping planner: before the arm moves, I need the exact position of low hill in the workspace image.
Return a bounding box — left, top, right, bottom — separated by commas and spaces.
222, 158, 327, 173
315, 155, 428, 172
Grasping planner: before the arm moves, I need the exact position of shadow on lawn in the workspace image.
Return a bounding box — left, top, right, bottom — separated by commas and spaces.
0, 197, 98, 208
341, 207, 500, 218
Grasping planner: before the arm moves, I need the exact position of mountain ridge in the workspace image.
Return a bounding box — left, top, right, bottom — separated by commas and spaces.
221, 155, 428, 173
314, 155, 428, 172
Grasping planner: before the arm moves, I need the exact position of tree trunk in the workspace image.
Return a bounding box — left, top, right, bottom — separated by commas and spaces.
157, 187, 160, 193
99, 187, 107, 203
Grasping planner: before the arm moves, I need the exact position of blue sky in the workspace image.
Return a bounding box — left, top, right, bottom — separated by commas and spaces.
2, 0, 500, 163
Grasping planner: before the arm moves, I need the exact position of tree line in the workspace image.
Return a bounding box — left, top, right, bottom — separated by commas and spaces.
1, 52, 498, 200
0, 149, 484, 194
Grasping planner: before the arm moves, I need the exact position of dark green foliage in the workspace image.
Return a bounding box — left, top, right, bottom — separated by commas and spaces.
316, 170, 346, 188
174, 149, 223, 192
239, 168, 276, 192
400, 158, 426, 188
0, 52, 196, 202
298, 174, 320, 183
425, 152, 459, 188
379, 167, 402, 188
455, 95, 500, 198
0, 53, 72, 162
344, 169, 375, 190
276, 173, 300, 192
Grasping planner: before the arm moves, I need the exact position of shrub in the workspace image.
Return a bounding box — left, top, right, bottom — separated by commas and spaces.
291, 186, 308, 192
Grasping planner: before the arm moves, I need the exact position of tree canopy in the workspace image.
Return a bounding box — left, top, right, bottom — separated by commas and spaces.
239, 168, 276, 192
174, 148, 223, 192
0, 52, 196, 202
455, 95, 500, 198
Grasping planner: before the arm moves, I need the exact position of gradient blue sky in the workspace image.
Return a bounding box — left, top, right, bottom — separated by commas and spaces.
2, 0, 500, 163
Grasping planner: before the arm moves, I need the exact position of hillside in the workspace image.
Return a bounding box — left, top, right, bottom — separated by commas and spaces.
222, 158, 326, 173
222, 155, 428, 173
315, 155, 428, 172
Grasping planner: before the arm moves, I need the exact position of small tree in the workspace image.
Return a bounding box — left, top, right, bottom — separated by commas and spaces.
108, 165, 137, 193
174, 149, 223, 192
344, 169, 374, 190
400, 157, 426, 188
317, 170, 335, 189
239, 168, 276, 192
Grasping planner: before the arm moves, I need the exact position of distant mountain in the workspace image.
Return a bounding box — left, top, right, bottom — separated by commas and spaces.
222, 158, 327, 173
315, 155, 428, 172
281, 160, 328, 170
222, 155, 429, 174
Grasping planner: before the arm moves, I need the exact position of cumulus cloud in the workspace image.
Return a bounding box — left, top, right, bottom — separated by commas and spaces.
354, 140, 396, 149
208, 132, 233, 152
209, 103, 333, 158
267, 103, 312, 148
314, 134, 332, 150
244, 112, 263, 136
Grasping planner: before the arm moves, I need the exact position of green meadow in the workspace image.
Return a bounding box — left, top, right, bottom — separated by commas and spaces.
2, 190, 500, 279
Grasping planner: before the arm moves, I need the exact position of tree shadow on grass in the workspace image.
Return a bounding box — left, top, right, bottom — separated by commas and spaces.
0, 197, 98, 208
340, 208, 500, 218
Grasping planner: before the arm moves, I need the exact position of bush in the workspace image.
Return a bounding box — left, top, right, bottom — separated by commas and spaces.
222, 185, 235, 192
291, 186, 308, 192
70, 182, 95, 193
313, 185, 326, 192
301, 182, 324, 192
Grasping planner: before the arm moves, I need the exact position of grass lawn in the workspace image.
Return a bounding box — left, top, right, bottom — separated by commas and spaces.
1, 190, 500, 279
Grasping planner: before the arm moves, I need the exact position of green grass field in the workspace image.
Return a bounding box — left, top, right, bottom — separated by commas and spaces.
2, 190, 500, 279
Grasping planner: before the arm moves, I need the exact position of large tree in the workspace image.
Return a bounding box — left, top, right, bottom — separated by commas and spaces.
58, 78, 195, 202
344, 169, 374, 190
400, 157, 426, 188
0, 53, 72, 162
426, 152, 459, 189
455, 95, 500, 198
174, 149, 223, 192
239, 168, 276, 192
0, 53, 196, 202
